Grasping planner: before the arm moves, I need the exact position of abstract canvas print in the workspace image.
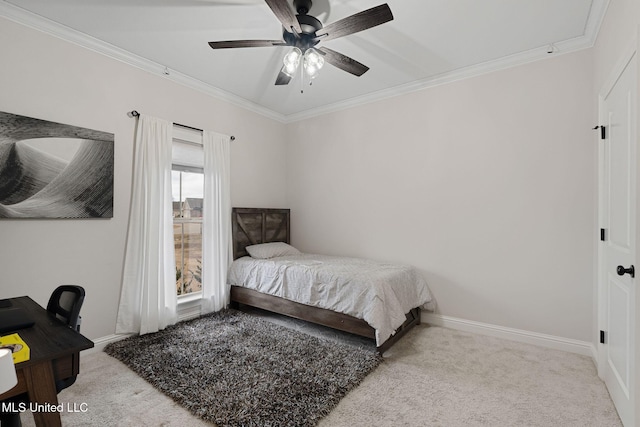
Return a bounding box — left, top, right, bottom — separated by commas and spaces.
0, 111, 114, 218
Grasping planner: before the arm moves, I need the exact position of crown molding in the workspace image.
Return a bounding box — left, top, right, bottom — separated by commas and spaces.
285, 0, 610, 123
285, 39, 590, 123
0, 1, 288, 123
1, 0, 609, 125
584, 0, 610, 46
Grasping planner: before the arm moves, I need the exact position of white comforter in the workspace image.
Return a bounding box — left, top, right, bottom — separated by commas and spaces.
227, 253, 434, 346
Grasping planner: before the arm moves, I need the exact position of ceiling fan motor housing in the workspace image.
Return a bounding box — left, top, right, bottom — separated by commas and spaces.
282, 6, 323, 51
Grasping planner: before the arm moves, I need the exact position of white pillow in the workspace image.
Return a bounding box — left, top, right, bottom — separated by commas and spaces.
246, 242, 300, 259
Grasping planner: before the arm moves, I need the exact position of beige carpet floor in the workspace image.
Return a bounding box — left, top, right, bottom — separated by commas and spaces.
20, 315, 621, 427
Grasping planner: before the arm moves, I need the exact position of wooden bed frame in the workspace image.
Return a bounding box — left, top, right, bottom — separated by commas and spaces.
229, 207, 422, 354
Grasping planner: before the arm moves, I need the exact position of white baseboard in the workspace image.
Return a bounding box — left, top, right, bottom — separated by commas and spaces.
84, 311, 200, 356
85, 333, 133, 354
86, 312, 598, 362
422, 312, 596, 358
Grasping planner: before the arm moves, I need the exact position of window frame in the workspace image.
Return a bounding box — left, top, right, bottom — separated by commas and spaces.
172, 125, 205, 303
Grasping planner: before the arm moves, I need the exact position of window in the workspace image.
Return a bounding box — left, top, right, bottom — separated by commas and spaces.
172, 169, 203, 296
172, 127, 204, 297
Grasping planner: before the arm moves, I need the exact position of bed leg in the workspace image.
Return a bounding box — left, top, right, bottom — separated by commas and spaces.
377, 308, 422, 354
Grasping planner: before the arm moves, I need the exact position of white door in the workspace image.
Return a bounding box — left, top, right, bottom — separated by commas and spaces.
598, 45, 637, 427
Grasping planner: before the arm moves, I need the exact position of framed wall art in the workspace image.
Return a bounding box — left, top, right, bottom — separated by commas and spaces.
0, 111, 114, 219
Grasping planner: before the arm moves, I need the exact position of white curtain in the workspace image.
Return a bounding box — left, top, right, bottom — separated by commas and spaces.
201, 130, 232, 314
116, 115, 178, 335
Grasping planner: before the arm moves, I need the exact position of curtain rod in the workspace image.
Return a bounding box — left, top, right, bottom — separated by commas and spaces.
128, 110, 235, 141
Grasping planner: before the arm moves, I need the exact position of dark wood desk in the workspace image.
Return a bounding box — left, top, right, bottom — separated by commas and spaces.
0, 296, 94, 427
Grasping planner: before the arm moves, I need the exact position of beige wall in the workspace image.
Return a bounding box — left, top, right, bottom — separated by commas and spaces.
1, 2, 636, 419
0, 17, 288, 340
593, 0, 640, 87
0, 4, 633, 352
286, 49, 595, 342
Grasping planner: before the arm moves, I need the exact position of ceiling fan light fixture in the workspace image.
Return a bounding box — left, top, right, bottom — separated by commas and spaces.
303, 48, 324, 78
283, 47, 302, 76
208, 3, 395, 87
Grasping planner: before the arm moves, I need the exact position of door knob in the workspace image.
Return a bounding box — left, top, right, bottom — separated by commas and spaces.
616, 265, 635, 278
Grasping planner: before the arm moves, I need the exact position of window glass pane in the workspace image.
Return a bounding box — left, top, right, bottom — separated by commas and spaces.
174, 223, 185, 294
171, 170, 181, 218
173, 169, 203, 296
172, 170, 204, 218
175, 222, 202, 295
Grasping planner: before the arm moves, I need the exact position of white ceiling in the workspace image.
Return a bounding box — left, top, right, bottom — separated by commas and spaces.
1, 0, 608, 122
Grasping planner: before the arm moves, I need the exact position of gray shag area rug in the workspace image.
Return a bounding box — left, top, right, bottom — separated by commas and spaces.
104, 309, 382, 427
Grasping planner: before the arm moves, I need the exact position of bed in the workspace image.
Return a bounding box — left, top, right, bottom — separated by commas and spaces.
227, 207, 434, 353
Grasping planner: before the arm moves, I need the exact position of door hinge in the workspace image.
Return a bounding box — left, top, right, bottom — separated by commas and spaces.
600, 228, 606, 241
600, 330, 606, 344
593, 125, 606, 140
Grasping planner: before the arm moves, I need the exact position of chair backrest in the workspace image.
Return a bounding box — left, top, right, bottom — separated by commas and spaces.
47, 285, 85, 331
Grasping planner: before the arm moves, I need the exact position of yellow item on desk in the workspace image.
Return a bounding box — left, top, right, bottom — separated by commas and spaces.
0, 333, 30, 363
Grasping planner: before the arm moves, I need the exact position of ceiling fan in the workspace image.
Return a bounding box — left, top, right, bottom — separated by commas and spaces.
208, 0, 394, 85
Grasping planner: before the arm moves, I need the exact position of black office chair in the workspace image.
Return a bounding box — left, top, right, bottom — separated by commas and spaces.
47, 285, 85, 391
47, 285, 85, 332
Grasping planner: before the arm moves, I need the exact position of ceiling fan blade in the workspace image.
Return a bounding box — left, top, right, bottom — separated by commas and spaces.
318, 47, 369, 76
264, 0, 303, 34
208, 40, 285, 49
315, 4, 393, 43
275, 67, 292, 85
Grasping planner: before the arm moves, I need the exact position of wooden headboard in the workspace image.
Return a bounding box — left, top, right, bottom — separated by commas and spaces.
231, 208, 290, 259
